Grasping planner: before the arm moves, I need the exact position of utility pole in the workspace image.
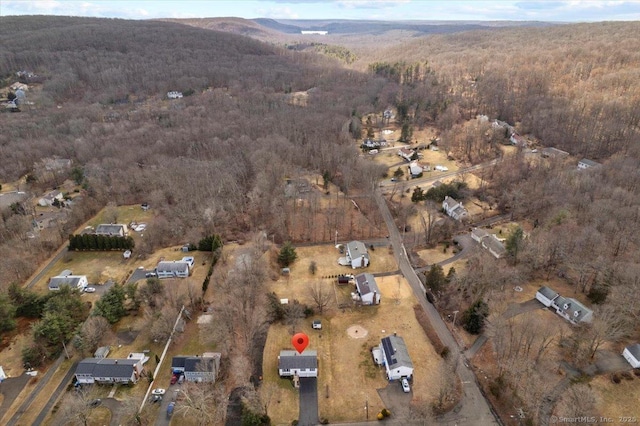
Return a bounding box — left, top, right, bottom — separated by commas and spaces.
365, 397, 369, 420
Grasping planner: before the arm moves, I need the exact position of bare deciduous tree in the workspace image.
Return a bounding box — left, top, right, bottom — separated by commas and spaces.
309, 281, 333, 314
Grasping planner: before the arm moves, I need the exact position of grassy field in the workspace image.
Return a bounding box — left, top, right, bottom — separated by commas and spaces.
264, 269, 442, 424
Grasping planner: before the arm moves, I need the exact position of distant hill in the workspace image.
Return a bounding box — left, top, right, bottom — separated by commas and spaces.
0, 16, 313, 102
254, 18, 552, 35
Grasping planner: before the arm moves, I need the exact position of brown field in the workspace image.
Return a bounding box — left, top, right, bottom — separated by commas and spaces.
591, 374, 640, 421
264, 246, 442, 425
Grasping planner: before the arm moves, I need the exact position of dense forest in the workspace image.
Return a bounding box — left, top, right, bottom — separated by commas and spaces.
0, 16, 388, 285
2, 16, 640, 424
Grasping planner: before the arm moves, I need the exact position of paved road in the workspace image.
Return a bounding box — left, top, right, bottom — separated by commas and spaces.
25, 245, 68, 289
379, 158, 501, 190
0, 374, 30, 423
373, 190, 499, 426
299, 377, 319, 426
35, 361, 79, 426
5, 354, 68, 426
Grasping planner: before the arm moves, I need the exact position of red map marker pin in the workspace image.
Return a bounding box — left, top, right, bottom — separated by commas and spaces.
292, 332, 309, 354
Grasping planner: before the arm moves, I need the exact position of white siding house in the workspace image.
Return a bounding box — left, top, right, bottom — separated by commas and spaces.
354, 273, 381, 305
577, 159, 601, 170
156, 261, 190, 278
74, 357, 143, 385
622, 344, 640, 369
95, 224, 128, 237
535, 286, 559, 307
442, 196, 468, 221
48, 275, 88, 291
380, 335, 413, 381
552, 295, 593, 324
339, 241, 370, 269
38, 190, 64, 207
278, 350, 318, 378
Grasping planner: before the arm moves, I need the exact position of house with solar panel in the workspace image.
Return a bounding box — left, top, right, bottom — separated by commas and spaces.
378, 334, 413, 381
278, 350, 318, 378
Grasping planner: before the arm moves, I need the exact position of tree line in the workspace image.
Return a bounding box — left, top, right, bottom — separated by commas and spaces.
68, 233, 134, 251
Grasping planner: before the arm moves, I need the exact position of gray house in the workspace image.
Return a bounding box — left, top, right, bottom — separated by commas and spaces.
354, 273, 381, 305
379, 335, 413, 381
338, 241, 370, 269
157, 261, 190, 278
75, 357, 143, 385
95, 224, 128, 237
278, 350, 318, 378
171, 353, 221, 383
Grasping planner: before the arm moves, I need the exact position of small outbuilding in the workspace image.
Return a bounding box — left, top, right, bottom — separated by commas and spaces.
622, 344, 640, 369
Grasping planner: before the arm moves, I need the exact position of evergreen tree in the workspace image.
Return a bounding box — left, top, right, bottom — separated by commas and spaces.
461, 300, 489, 335
425, 264, 446, 294
505, 226, 524, 264
93, 285, 127, 324
277, 242, 298, 268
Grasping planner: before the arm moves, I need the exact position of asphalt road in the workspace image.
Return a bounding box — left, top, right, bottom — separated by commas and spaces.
33, 361, 78, 426
373, 190, 499, 426
5, 354, 68, 426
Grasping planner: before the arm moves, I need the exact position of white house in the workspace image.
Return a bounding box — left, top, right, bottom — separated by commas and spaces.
535, 286, 559, 307
354, 273, 381, 305
471, 228, 489, 243
552, 295, 593, 324
338, 241, 370, 269
38, 190, 64, 207
167, 91, 183, 99
171, 353, 221, 383
408, 161, 429, 178
578, 159, 601, 170
398, 148, 416, 162
622, 344, 640, 369
156, 261, 190, 278
379, 335, 413, 381
95, 224, 128, 237
442, 196, 467, 221
481, 234, 507, 259
278, 350, 318, 378
74, 357, 143, 385
48, 275, 88, 291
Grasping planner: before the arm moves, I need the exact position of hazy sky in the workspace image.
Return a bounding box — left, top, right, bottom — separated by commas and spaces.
2, 0, 640, 21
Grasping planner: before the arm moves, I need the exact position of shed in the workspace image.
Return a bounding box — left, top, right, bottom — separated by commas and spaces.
622, 344, 640, 369
94, 346, 111, 359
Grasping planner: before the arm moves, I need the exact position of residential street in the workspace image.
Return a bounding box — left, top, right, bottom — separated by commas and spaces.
373, 190, 499, 426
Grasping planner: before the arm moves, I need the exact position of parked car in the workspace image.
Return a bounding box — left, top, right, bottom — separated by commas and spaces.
178, 374, 184, 384
312, 320, 322, 330
152, 388, 166, 395
151, 395, 162, 403
170, 374, 179, 385
145, 272, 157, 278
88, 399, 102, 408
84, 287, 96, 293
401, 378, 411, 393
167, 401, 175, 418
